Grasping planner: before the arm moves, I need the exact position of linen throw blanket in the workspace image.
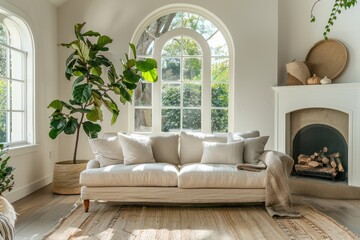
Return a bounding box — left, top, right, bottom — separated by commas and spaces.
237, 151, 301, 218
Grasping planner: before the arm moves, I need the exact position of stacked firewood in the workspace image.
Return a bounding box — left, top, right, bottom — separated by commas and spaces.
295, 147, 344, 178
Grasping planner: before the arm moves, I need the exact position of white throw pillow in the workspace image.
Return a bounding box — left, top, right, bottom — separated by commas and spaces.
118, 133, 155, 165
227, 130, 260, 141
150, 135, 179, 165
242, 136, 269, 163
88, 137, 123, 167
201, 141, 244, 165
180, 132, 227, 165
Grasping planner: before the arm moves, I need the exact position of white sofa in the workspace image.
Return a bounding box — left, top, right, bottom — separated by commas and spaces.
80, 131, 289, 212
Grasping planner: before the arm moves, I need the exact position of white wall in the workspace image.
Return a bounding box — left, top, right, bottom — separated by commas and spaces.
278, 0, 360, 85
57, 0, 279, 161
0, 0, 58, 202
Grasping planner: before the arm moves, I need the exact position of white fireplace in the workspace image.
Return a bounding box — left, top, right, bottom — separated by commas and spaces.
273, 83, 360, 187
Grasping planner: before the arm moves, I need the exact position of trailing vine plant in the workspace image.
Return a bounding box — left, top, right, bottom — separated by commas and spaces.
311, 0, 357, 39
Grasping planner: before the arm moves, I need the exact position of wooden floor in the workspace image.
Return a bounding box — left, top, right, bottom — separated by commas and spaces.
12, 185, 360, 239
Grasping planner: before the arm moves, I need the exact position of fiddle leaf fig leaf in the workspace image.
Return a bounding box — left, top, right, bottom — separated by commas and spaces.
73, 83, 92, 103
86, 107, 103, 122
129, 43, 137, 59
123, 69, 141, 83
64, 117, 78, 135
83, 30, 101, 37
142, 68, 158, 82
83, 121, 101, 138
97, 35, 112, 47
48, 100, 63, 111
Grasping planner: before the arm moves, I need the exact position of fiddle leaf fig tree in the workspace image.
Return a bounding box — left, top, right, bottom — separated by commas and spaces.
48, 22, 158, 164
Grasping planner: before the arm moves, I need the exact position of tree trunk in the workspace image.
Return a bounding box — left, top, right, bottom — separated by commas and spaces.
73, 113, 85, 164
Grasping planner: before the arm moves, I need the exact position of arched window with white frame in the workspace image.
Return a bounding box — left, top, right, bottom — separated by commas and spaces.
0, 9, 34, 146
131, 6, 233, 134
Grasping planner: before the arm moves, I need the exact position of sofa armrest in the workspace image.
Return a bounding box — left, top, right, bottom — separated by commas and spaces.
259, 150, 294, 177
87, 159, 100, 169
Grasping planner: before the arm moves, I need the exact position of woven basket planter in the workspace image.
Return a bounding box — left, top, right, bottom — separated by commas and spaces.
52, 160, 88, 195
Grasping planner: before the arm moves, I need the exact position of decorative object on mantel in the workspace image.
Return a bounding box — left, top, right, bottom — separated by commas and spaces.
305, 39, 348, 81
285, 61, 310, 85
320, 76, 332, 84
307, 74, 321, 85
295, 147, 345, 181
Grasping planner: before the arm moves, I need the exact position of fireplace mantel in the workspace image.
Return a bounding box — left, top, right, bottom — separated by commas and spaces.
273, 83, 360, 187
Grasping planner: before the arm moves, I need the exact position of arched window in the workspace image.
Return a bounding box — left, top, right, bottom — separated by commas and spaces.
131, 6, 233, 133
0, 10, 34, 146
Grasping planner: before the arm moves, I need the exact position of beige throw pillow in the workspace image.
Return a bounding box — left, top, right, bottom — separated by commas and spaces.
180, 132, 227, 165
88, 137, 124, 167
150, 135, 179, 165
201, 141, 244, 165
118, 134, 155, 165
243, 136, 269, 163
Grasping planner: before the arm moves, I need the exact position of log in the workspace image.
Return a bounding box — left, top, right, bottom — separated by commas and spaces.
335, 157, 345, 172
311, 154, 316, 160
320, 153, 330, 165
323, 147, 328, 153
329, 156, 337, 168
298, 154, 312, 165
308, 161, 322, 168
328, 152, 340, 158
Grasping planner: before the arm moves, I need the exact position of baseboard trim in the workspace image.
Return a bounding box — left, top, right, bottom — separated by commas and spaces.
4, 174, 53, 203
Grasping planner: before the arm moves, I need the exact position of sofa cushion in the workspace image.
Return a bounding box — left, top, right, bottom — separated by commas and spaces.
80, 163, 178, 187
88, 137, 124, 167
178, 163, 266, 189
118, 134, 155, 165
180, 132, 226, 165
201, 141, 244, 165
150, 135, 179, 165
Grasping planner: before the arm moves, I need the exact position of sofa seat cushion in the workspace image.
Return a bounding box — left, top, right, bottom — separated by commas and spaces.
80, 163, 179, 187
178, 164, 266, 189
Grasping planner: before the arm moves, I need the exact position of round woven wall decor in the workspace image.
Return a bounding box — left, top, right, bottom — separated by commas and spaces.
305, 39, 348, 81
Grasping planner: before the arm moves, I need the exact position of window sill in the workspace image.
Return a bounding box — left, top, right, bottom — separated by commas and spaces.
8, 144, 39, 157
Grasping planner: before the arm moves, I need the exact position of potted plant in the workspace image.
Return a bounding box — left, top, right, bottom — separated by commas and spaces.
0, 144, 16, 227
48, 22, 158, 194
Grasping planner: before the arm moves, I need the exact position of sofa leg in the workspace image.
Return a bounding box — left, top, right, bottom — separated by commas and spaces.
83, 199, 89, 212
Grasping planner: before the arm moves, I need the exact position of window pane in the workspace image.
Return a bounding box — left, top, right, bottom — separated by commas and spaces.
0, 111, 7, 143
0, 47, 8, 77
212, 58, 229, 82
182, 37, 202, 56
212, 84, 228, 107
135, 83, 152, 107
0, 25, 7, 44
136, 34, 154, 56
11, 111, 24, 142
162, 38, 181, 56
162, 58, 180, 81
183, 13, 218, 39
11, 81, 23, 110
162, 109, 180, 132
162, 84, 180, 107
208, 31, 229, 56
135, 109, 152, 132
212, 109, 228, 133
183, 83, 201, 107
183, 109, 201, 131
0, 80, 8, 110
169, 12, 182, 30
10, 50, 23, 80
183, 58, 202, 81
144, 14, 178, 39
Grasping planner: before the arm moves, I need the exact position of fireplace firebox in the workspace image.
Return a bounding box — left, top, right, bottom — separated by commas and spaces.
292, 124, 347, 181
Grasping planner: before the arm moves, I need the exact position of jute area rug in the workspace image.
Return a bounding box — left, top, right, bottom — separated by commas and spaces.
44, 202, 358, 240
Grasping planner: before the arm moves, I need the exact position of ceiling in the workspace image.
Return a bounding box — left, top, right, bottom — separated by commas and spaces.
48, 0, 68, 7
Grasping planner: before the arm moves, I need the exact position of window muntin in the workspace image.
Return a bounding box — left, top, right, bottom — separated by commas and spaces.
0, 22, 28, 145
134, 10, 230, 133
